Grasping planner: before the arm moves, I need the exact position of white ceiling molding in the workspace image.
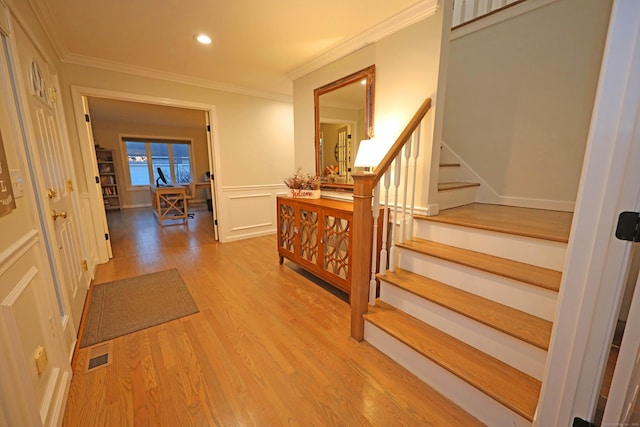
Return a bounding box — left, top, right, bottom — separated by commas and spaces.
287, 0, 439, 81
25, 0, 69, 60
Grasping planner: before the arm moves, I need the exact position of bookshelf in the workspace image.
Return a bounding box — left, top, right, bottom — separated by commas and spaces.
96, 148, 121, 211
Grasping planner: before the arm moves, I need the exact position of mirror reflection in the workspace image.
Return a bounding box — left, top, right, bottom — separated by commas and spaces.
315, 65, 375, 189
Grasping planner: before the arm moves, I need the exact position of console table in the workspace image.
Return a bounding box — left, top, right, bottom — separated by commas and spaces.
278, 196, 368, 294
150, 184, 188, 225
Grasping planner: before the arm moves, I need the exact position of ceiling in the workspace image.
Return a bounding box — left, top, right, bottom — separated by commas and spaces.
28, 0, 435, 98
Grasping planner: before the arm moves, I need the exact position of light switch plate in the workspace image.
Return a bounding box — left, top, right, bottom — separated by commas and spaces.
9, 169, 23, 198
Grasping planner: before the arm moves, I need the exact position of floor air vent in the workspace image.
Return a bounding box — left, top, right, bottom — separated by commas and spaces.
83, 341, 113, 374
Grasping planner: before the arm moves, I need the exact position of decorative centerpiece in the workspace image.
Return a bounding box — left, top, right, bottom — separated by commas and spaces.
284, 168, 320, 199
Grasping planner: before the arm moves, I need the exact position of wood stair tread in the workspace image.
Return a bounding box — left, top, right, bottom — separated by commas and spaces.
414, 203, 572, 243
378, 268, 552, 350
364, 300, 541, 422
438, 181, 480, 191
398, 238, 561, 292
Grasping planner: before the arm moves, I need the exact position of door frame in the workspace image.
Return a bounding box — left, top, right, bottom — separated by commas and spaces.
535, 0, 640, 424
70, 86, 222, 264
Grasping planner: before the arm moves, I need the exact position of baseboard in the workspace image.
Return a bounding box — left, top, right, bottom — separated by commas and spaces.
441, 141, 575, 212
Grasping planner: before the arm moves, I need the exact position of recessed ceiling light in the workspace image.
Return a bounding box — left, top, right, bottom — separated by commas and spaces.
196, 34, 212, 45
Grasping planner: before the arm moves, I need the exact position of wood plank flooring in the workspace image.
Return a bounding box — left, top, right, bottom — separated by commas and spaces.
63, 206, 484, 427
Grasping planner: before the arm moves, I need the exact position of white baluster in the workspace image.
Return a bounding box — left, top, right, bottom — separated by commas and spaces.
407, 124, 421, 240
389, 155, 402, 272
399, 139, 412, 244
478, 0, 491, 15
379, 171, 391, 276
461, 0, 469, 24
369, 182, 381, 306
464, 0, 477, 23
452, 0, 465, 26
472, 0, 480, 20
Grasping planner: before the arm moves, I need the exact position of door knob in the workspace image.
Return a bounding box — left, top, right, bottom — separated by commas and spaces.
50, 210, 67, 221
47, 188, 57, 199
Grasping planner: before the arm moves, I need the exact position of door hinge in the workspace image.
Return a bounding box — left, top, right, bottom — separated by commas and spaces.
206, 125, 211, 132
66, 179, 74, 192
105, 233, 109, 241
95, 176, 100, 184
85, 114, 90, 122
615, 211, 640, 242
48, 87, 57, 102
572, 417, 596, 427
81, 259, 88, 271
214, 219, 218, 226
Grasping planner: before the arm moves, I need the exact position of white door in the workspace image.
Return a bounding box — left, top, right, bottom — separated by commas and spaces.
205, 110, 220, 240
602, 249, 640, 424
15, 36, 89, 351
80, 96, 113, 259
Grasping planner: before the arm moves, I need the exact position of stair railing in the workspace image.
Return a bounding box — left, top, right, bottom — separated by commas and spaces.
350, 98, 432, 340
452, 0, 526, 28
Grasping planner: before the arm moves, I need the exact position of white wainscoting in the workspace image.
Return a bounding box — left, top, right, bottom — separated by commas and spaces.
218, 184, 288, 242
0, 231, 70, 427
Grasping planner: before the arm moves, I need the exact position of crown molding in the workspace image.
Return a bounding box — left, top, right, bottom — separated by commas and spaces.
61, 53, 293, 103
287, 0, 439, 81
25, 0, 69, 61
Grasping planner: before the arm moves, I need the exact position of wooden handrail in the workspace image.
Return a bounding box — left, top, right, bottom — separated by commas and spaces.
350, 97, 432, 341
372, 98, 432, 186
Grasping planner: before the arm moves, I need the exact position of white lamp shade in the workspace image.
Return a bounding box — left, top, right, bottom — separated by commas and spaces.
354, 139, 380, 168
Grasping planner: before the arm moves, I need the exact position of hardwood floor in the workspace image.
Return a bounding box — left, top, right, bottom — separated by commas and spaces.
63, 206, 484, 426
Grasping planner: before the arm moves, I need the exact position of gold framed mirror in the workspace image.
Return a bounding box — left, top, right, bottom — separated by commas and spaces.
314, 65, 375, 190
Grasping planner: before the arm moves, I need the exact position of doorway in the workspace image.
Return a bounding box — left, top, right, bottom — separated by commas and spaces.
70, 88, 221, 264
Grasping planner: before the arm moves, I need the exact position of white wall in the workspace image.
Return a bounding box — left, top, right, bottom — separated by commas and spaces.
293, 6, 447, 209
443, 0, 612, 207
60, 65, 294, 190
58, 65, 295, 242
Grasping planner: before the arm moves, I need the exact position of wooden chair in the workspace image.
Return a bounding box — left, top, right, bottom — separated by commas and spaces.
184, 182, 195, 219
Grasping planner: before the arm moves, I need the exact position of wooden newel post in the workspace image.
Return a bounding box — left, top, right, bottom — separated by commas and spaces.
350, 172, 375, 341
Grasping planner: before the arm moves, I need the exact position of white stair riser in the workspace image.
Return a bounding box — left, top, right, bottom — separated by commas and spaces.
438, 165, 460, 183
415, 221, 567, 271
438, 186, 477, 210
397, 249, 557, 321
364, 322, 532, 427
380, 282, 547, 380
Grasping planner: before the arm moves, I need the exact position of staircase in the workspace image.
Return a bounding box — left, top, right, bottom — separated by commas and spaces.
363, 203, 571, 426
437, 147, 480, 210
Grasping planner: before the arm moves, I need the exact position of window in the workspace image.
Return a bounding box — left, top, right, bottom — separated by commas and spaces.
122, 138, 193, 187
